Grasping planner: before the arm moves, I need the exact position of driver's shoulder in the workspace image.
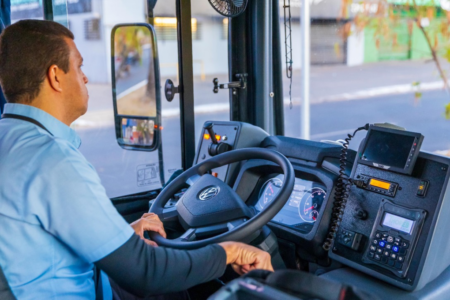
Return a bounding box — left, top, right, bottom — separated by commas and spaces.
4, 129, 95, 184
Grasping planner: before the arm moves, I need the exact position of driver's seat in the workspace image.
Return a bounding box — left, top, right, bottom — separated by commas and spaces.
0, 266, 16, 300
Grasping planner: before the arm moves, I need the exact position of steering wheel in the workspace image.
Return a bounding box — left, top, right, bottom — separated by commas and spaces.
148, 148, 294, 249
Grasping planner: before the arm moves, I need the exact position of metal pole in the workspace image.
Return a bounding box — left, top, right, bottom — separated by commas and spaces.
264, 0, 273, 135
251, 0, 272, 132
301, 0, 310, 139
176, 0, 196, 170
146, 0, 165, 185
42, 0, 54, 21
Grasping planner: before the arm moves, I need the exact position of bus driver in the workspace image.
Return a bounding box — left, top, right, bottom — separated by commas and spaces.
0, 20, 273, 300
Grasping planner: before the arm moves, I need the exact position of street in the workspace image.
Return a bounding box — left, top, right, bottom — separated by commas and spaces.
77, 88, 450, 198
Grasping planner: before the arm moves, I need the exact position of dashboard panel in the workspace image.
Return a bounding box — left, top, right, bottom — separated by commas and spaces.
191, 124, 450, 296
254, 174, 327, 233
232, 157, 338, 257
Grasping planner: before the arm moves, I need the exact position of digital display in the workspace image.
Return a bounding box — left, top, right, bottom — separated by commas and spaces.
369, 179, 391, 190
256, 175, 326, 232
382, 213, 414, 234
362, 130, 416, 169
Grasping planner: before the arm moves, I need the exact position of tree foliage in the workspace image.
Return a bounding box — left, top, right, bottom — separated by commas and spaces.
341, 0, 450, 118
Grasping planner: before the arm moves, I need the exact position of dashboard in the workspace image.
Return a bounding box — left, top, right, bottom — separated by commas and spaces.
255, 174, 327, 232
191, 121, 450, 294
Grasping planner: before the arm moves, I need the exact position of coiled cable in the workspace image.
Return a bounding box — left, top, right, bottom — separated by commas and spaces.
322, 124, 369, 251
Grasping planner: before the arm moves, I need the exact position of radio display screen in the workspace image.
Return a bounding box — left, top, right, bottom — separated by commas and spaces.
361, 130, 416, 169
382, 213, 415, 234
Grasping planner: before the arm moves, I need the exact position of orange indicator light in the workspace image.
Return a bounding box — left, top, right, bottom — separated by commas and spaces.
204, 133, 211, 140
369, 179, 391, 190
215, 135, 221, 141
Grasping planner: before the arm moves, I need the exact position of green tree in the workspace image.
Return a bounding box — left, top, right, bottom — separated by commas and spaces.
341, 0, 450, 118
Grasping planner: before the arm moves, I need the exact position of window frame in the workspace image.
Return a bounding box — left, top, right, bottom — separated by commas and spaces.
41, 0, 197, 173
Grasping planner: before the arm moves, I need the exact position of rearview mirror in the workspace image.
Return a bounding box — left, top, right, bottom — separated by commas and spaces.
111, 24, 161, 151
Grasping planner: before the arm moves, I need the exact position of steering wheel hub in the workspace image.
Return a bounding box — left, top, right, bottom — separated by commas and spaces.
198, 186, 220, 201
149, 148, 295, 249
177, 174, 253, 229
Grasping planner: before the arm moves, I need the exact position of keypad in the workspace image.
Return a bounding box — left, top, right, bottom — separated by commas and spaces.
367, 231, 409, 270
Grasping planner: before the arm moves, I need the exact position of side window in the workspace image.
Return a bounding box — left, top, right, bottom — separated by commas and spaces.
65, 0, 182, 198
281, 2, 449, 155
11, 0, 43, 20
9, 0, 184, 198
191, 4, 229, 141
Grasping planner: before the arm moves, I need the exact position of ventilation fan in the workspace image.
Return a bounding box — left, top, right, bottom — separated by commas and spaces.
208, 0, 248, 18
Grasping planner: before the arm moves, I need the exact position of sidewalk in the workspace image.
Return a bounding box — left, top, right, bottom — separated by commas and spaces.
74, 59, 450, 129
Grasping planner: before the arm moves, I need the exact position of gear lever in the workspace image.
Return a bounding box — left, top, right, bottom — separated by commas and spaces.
204, 122, 218, 144
203, 122, 231, 156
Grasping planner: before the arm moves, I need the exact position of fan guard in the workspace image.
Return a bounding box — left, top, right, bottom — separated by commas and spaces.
208, 0, 248, 18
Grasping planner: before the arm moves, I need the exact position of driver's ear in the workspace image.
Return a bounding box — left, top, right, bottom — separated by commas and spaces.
47, 64, 63, 93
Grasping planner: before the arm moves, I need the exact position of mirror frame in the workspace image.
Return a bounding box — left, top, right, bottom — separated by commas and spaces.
110, 23, 162, 152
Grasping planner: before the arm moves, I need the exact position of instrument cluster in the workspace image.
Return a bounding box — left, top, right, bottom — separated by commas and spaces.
255, 174, 327, 232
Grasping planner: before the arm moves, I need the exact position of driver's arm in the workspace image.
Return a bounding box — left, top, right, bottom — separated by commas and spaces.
35, 145, 272, 298
95, 234, 225, 297
96, 213, 273, 298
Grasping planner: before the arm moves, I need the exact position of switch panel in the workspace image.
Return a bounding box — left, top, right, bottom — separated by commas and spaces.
416, 180, 429, 197
194, 121, 269, 184
338, 228, 362, 251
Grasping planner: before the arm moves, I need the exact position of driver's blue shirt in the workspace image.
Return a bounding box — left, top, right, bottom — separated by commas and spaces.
0, 103, 134, 299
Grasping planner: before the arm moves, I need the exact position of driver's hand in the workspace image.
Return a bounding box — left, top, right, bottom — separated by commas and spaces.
218, 242, 274, 275
130, 213, 166, 247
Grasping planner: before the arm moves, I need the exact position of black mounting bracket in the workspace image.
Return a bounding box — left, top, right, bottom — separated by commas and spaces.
213, 73, 248, 95
165, 79, 180, 102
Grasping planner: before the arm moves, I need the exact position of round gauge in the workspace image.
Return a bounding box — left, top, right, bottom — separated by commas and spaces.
258, 177, 283, 210
298, 187, 326, 223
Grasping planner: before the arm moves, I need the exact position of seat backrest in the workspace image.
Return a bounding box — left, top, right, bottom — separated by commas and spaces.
0, 265, 16, 300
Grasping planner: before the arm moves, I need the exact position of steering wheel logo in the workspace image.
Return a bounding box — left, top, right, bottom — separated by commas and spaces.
198, 186, 220, 201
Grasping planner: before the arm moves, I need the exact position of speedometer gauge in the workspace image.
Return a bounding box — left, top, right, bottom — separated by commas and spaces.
298, 187, 326, 223
258, 178, 283, 210
255, 175, 327, 230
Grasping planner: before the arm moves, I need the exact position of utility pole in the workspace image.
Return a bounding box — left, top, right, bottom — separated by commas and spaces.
300, 0, 310, 139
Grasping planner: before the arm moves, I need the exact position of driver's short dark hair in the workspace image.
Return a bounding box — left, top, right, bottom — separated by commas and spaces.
0, 20, 74, 104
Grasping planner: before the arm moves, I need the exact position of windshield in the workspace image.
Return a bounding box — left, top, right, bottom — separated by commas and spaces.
281, 0, 450, 155
11, 0, 450, 196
